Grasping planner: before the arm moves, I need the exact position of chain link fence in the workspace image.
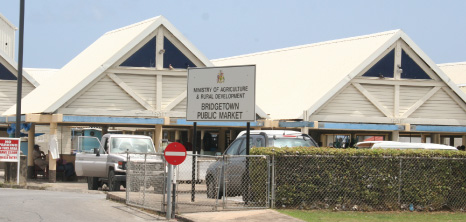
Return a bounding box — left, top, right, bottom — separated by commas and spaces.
223, 155, 270, 209
173, 154, 222, 213
273, 155, 466, 211
126, 154, 271, 213
126, 153, 166, 212
126, 152, 466, 213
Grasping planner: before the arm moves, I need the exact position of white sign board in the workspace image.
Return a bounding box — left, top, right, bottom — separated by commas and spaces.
187, 65, 256, 122
0, 138, 20, 162
0, 137, 20, 184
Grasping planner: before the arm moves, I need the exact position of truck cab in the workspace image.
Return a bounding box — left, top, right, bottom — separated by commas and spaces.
75, 134, 160, 191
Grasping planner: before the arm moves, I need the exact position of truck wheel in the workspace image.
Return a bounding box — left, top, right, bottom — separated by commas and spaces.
108, 170, 120, 191
87, 177, 99, 190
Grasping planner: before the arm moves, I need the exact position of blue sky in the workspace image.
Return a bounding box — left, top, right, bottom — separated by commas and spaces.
2, 0, 466, 69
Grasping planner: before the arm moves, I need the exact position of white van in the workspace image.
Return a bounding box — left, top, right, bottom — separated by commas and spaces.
355, 141, 458, 150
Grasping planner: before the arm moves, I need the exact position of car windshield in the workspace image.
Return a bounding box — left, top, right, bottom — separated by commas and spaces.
273, 137, 317, 148
111, 137, 156, 154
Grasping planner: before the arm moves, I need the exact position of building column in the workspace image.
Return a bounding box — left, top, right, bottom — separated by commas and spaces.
200, 130, 205, 154
229, 130, 236, 144
421, 134, 427, 143
431, 133, 441, 144
301, 127, 309, 134
462, 135, 466, 147
102, 126, 108, 136
218, 128, 226, 153
320, 134, 327, 147
27, 123, 35, 179
154, 125, 163, 152
391, 131, 399, 141
175, 130, 180, 142
49, 122, 57, 183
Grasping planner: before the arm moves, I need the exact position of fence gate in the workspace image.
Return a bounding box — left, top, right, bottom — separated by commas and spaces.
126, 153, 166, 212
126, 154, 272, 214
223, 155, 271, 209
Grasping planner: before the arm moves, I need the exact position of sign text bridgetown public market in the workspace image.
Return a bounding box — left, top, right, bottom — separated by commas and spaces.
187, 66, 256, 122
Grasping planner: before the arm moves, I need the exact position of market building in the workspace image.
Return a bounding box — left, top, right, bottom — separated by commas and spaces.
2, 14, 466, 182
213, 30, 466, 148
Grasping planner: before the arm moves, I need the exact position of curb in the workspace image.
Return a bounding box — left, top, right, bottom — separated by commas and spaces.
106, 192, 126, 203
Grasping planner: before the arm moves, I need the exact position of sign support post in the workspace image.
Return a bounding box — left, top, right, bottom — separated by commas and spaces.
163, 142, 187, 219
191, 122, 197, 202
166, 164, 173, 219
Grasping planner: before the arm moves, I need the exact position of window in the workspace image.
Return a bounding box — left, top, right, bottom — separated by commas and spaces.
163, 37, 196, 69
0, 62, 16, 80
273, 138, 316, 148
400, 49, 431, 79
225, 139, 243, 155
362, 49, 395, 78
120, 36, 156, 67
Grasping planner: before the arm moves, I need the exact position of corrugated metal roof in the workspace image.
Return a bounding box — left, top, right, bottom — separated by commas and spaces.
3, 16, 213, 115
213, 30, 400, 119
438, 62, 466, 85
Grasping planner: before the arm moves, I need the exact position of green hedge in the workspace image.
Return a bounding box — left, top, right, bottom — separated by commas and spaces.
250, 147, 466, 211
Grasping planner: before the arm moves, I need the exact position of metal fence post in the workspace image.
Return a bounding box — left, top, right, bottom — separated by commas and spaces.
143, 153, 147, 206
126, 152, 129, 204
398, 158, 402, 205
271, 149, 275, 209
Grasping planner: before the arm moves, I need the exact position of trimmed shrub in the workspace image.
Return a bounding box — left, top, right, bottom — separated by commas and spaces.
251, 147, 466, 211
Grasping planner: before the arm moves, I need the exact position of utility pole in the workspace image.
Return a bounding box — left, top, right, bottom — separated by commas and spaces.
15, 0, 25, 138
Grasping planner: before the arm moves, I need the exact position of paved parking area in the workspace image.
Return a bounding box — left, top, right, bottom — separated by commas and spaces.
0, 170, 302, 221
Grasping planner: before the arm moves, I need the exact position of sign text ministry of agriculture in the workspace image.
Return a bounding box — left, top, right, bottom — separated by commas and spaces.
187, 65, 256, 122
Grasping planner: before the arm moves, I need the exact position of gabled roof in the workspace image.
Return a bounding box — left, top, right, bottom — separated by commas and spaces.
0, 46, 39, 87
213, 30, 466, 120
0, 13, 17, 30
23, 68, 59, 85
3, 16, 213, 115
438, 62, 466, 86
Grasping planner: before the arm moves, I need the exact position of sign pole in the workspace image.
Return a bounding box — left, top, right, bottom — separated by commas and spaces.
16, 152, 20, 185
163, 142, 186, 219
166, 164, 173, 219
245, 122, 250, 204
191, 122, 197, 202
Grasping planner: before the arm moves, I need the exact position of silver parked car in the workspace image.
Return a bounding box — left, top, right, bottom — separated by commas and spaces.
205, 130, 318, 199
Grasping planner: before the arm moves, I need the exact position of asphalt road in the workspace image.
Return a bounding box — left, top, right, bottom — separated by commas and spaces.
0, 188, 165, 222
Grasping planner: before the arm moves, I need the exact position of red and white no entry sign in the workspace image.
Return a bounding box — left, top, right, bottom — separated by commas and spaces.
164, 142, 187, 165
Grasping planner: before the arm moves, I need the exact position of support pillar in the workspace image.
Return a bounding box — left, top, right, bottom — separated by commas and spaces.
391, 131, 399, 142
200, 130, 205, 154
27, 123, 35, 179
49, 122, 57, 183
421, 134, 427, 143
301, 110, 309, 135
432, 133, 441, 144
175, 130, 180, 142
462, 135, 466, 147
102, 126, 108, 136
154, 125, 163, 152
229, 130, 236, 144
320, 134, 327, 147
301, 127, 309, 134
218, 128, 226, 153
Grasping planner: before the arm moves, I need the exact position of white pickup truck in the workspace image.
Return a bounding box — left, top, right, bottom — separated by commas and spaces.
75, 134, 162, 191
